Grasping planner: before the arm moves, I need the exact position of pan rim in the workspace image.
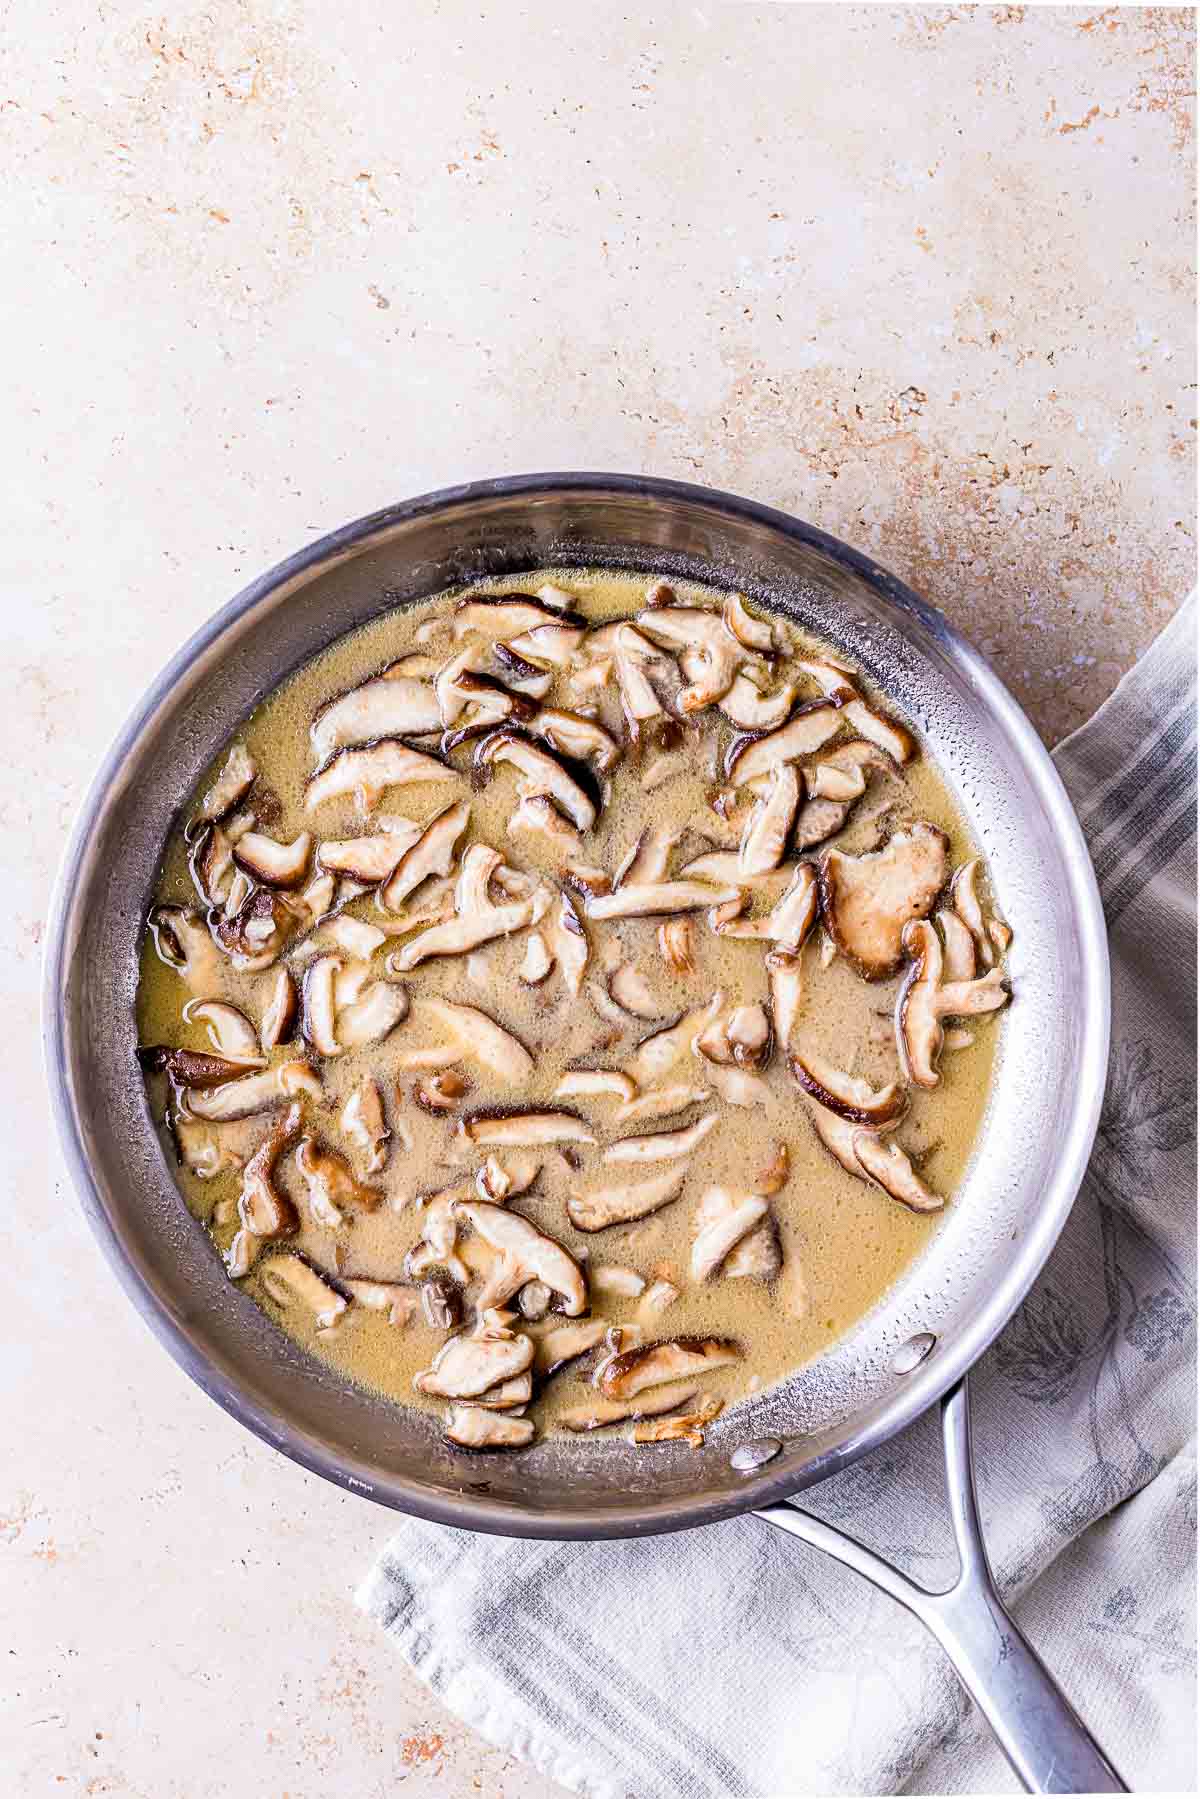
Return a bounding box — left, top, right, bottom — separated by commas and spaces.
42, 471, 1111, 1538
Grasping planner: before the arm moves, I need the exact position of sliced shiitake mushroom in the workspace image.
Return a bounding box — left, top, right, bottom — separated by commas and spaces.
224, 1103, 304, 1277
718, 672, 798, 732
584, 879, 741, 921
317, 828, 419, 884
739, 764, 800, 878
542, 889, 588, 998
558, 1380, 700, 1433
819, 822, 949, 979
414, 1327, 535, 1399
474, 729, 598, 832
258, 1253, 348, 1332
690, 1188, 771, 1281
138, 1045, 255, 1088
260, 968, 298, 1048
797, 657, 915, 764
788, 1050, 906, 1125
527, 706, 621, 773
937, 907, 977, 982
171, 1113, 260, 1181
634, 604, 746, 711
533, 1318, 610, 1378
452, 593, 586, 641
554, 1069, 638, 1104
850, 1134, 943, 1213
566, 1166, 687, 1232
696, 1003, 773, 1071
952, 858, 998, 968
319, 915, 385, 961
341, 1279, 416, 1327
766, 950, 803, 1053
418, 998, 534, 1086
301, 954, 342, 1056
722, 591, 781, 656
311, 675, 442, 762
211, 887, 309, 973
633, 995, 723, 1082
583, 620, 675, 733
295, 1135, 381, 1226
391, 844, 551, 970
598, 1335, 741, 1399
896, 917, 1009, 1088
589, 1265, 647, 1300
508, 793, 584, 857
148, 904, 228, 994
602, 1111, 717, 1165
725, 702, 846, 786
444, 1406, 535, 1449
614, 1083, 711, 1125
519, 932, 553, 985
189, 821, 238, 907
179, 1059, 321, 1121
723, 1214, 781, 1281
414, 1067, 473, 1114
406, 1182, 474, 1284
456, 1201, 588, 1315
378, 798, 471, 910
306, 740, 460, 815
637, 1278, 681, 1321
190, 743, 256, 832
181, 999, 264, 1066
632, 1394, 723, 1447
614, 824, 680, 889
340, 1077, 390, 1175
232, 830, 312, 888
606, 963, 666, 1021
460, 1109, 596, 1150
658, 916, 695, 974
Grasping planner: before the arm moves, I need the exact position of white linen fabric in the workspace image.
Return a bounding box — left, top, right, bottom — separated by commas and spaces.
359, 598, 1197, 1797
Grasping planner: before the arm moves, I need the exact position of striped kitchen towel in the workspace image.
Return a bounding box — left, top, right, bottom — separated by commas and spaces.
359, 596, 1196, 1798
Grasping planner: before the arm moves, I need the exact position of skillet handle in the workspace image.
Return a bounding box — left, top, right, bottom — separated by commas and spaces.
752, 1377, 1127, 1794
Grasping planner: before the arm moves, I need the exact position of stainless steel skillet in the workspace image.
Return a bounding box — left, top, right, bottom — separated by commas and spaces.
43, 475, 1120, 1791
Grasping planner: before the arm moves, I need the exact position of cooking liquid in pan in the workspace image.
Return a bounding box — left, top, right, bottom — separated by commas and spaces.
137, 570, 1006, 1444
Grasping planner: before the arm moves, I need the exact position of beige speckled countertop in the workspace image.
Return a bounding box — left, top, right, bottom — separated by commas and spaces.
4, 4, 1193, 1795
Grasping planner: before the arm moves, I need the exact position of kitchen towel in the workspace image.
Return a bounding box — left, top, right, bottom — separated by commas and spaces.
359, 596, 1197, 1797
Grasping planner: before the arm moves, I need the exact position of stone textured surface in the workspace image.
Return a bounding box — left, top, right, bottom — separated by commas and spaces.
3, 4, 1192, 1795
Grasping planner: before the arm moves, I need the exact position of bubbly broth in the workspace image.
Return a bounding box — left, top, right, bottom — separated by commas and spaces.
137, 569, 1004, 1444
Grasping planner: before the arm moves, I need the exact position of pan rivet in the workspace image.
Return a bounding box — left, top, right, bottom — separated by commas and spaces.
730, 1438, 782, 1473
892, 1332, 936, 1374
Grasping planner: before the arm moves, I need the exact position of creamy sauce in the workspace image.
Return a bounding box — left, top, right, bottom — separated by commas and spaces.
137, 569, 1001, 1441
